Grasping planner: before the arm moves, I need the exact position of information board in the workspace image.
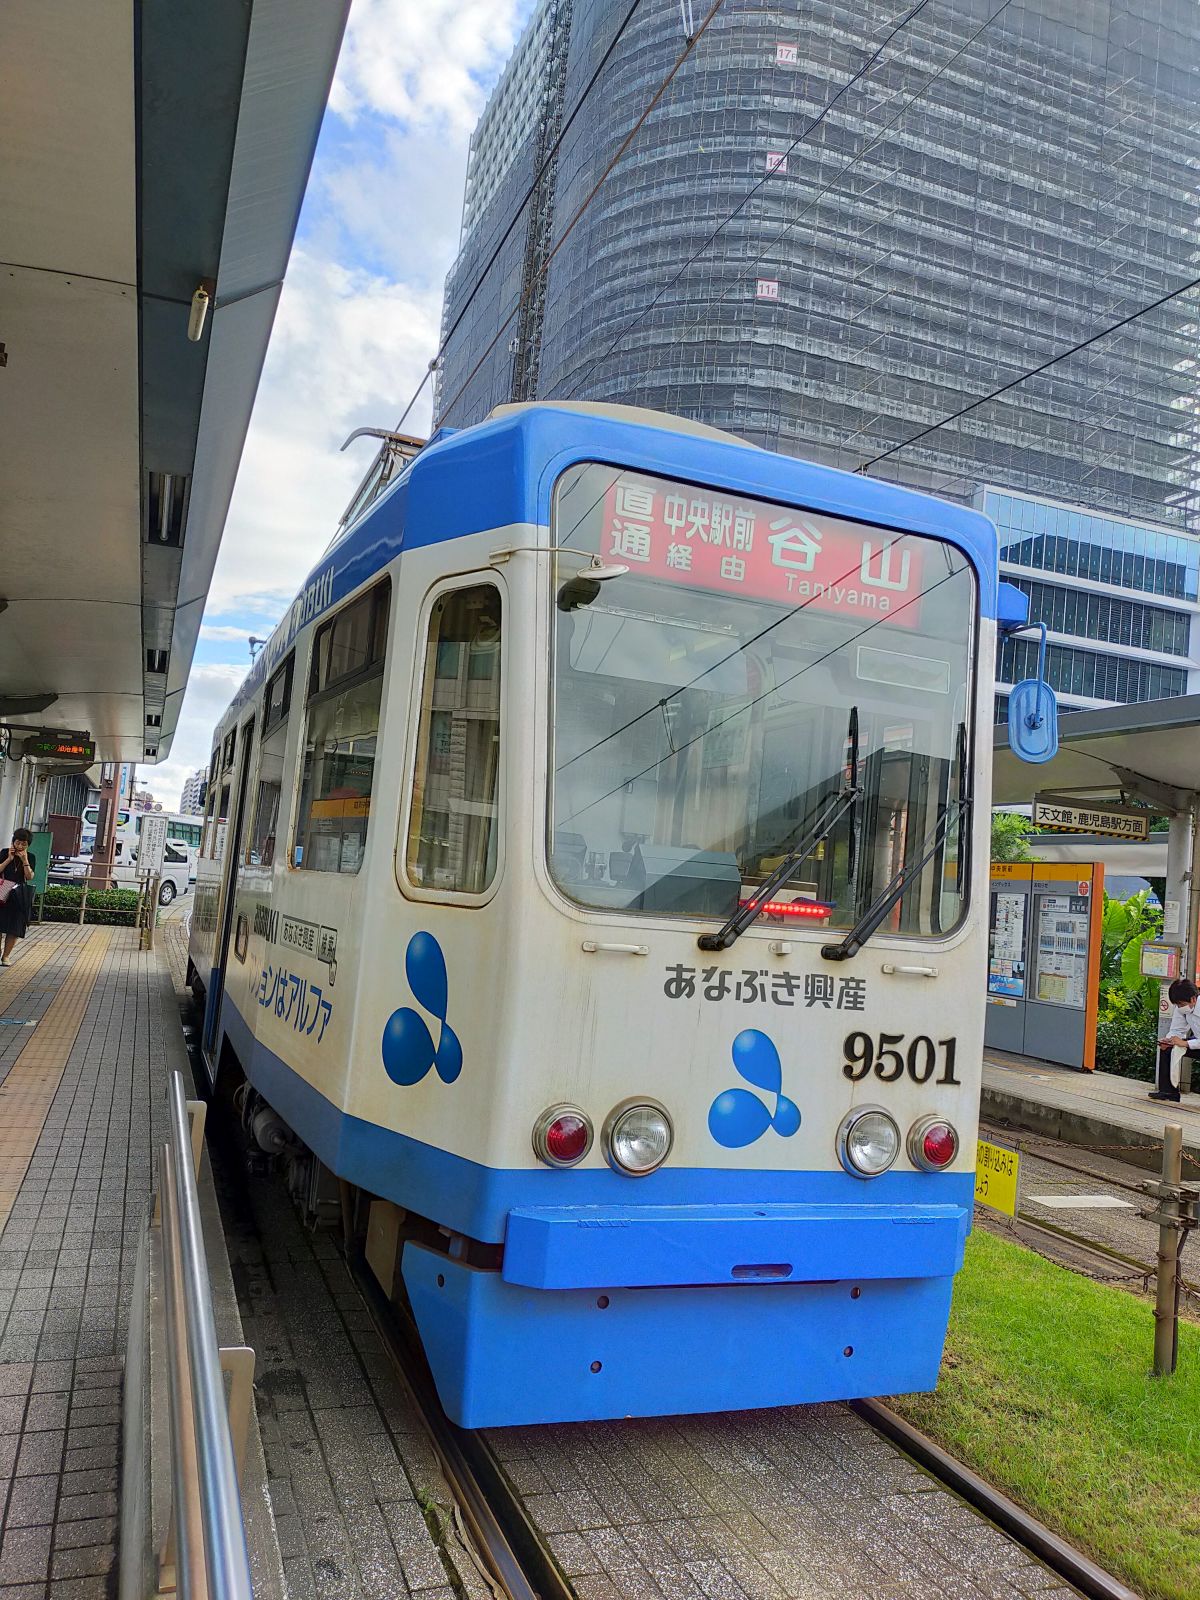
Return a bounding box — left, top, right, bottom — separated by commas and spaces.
984, 860, 1102, 1069
988, 891, 1027, 998
1032, 893, 1090, 1008
138, 813, 168, 876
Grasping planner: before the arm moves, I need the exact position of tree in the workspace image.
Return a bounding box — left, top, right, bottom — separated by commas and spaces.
991, 811, 1031, 862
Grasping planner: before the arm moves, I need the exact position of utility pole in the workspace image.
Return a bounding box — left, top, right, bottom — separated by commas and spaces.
88, 762, 119, 890
1145, 1123, 1198, 1376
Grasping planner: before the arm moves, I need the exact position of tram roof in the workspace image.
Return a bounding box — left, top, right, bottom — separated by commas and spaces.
0, 2, 348, 763
992, 694, 1200, 813
220, 402, 1004, 731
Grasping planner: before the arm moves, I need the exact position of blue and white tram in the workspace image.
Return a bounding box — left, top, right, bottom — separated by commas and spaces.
188, 402, 1051, 1427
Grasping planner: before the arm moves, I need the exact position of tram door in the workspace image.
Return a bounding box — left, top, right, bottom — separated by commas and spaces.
204, 715, 256, 1059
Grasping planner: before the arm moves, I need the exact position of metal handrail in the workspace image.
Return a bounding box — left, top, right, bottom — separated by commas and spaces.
162, 1070, 254, 1599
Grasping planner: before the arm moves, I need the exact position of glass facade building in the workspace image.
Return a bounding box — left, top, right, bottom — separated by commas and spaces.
437, 0, 1200, 713
983, 486, 1199, 723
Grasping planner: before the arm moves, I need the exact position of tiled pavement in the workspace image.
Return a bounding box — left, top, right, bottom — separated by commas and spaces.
487, 1410, 1080, 1600
214, 1157, 489, 1600
0, 923, 172, 1597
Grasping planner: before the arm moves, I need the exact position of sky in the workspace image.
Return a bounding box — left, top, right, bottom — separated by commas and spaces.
150, 0, 534, 810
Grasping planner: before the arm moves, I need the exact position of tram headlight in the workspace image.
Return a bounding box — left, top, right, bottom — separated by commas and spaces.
837, 1106, 900, 1178
602, 1099, 673, 1176
532, 1105, 593, 1168
907, 1115, 959, 1171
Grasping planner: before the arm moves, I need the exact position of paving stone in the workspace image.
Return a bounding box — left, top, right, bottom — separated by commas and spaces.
0, 1524, 51, 1584
3, 1471, 58, 1528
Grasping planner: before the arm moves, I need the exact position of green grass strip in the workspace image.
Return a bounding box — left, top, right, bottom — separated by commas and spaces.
890, 1229, 1200, 1600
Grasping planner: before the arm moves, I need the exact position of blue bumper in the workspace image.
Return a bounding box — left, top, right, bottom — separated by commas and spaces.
405, 1194, 970, 1426
502, 1200, 968, 1289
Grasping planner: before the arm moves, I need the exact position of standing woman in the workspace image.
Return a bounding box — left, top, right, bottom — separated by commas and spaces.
0, 829, 35, 966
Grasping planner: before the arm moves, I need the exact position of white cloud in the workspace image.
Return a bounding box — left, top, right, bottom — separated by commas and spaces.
331, 0, 528, 135
204, 252, 443, 613
200, 624, 263, 643
148, 664, 248, 811
165, 0, 530, 782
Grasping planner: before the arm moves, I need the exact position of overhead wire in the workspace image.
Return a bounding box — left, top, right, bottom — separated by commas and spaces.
434, 0, 729, 428
556, 0, 1013, 404
388, 0, 648, 434
854, 267, 1200, 473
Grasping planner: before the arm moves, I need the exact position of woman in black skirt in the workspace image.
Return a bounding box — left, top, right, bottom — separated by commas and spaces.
0, 828, 35, 966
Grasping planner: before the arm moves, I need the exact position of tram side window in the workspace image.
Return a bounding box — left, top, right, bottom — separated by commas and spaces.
201, 752, 220, 857
406, 584, 502, 895
293, 584, 390, 873
248, 655, 294, 867
213, 783, 231, 864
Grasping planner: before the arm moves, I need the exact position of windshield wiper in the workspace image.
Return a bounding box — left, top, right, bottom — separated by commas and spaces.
822, 721, 973, 963
698, 707, 862, 953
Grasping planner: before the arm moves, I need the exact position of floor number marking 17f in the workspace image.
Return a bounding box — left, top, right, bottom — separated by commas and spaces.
842, 1031, 960, 1086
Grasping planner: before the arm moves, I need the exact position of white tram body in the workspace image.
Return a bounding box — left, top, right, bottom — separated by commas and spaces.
189, 402, 1032, 1427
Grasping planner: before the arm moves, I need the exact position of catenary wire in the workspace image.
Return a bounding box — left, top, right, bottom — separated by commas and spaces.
553, 0, 940, 401
557, 560, 965, 826
854, 267, 1200, 473
388, 0, 647, 434
557, 0, 1013, 404
434, 0, 728, 428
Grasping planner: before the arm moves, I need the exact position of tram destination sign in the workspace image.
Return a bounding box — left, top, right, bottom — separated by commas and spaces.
1032, 795, 1150, 841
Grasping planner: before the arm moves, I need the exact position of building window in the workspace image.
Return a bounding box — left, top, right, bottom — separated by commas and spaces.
406, 584, 502, 895
293, 584, 390, 874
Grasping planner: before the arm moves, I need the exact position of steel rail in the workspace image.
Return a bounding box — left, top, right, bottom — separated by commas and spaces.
165, 1070, 254, 1600
853, 1399, 1141, 1600
350, 1253, 572, 1600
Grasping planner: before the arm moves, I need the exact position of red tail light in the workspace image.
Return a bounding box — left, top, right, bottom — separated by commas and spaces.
908, 1116, 959, 1171
532, 1105, 593, 1167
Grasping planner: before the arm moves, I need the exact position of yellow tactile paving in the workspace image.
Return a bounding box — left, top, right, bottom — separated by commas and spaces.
0, 927, 69, 1003
0, 928, 115, 1232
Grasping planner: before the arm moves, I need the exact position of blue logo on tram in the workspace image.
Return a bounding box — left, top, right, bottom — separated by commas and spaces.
708, 1030, 800, 1149
381, 932, 463, 1087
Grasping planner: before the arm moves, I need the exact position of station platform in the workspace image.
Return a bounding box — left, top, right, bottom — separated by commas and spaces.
982, 1047, 1200, 1174
0, 918, 282, 1598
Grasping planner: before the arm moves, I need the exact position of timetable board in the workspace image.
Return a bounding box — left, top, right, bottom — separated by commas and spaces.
1032, 893, 1090, 1009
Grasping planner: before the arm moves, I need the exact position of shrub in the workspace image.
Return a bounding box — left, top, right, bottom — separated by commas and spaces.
40, 885, 139, 926
1095, 1011, 1158, 1081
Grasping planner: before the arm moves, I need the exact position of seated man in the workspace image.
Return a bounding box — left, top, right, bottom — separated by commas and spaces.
1151, 976, 1200, 1104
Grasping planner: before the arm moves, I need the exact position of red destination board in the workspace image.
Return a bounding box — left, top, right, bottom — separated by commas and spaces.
601, 475, 924, 627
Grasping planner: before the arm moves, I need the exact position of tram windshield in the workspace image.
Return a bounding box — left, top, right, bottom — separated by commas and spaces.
548, 464, 977, 937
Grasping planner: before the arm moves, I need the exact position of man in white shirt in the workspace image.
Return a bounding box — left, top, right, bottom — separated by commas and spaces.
1152, 977, 1200, 1103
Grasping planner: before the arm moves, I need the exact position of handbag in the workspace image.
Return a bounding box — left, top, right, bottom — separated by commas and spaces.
0, 879, 16, 905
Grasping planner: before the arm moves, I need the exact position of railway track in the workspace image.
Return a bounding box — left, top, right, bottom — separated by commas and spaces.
349, 1249, 574, 1600
978, 1121, 1200, 1306
349, 1239, 1138, 1600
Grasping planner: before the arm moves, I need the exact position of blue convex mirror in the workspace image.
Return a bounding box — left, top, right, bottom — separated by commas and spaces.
1008, 677, 1059, 764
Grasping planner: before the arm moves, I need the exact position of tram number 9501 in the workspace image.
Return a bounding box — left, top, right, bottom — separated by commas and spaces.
842, 1032, 960, 1086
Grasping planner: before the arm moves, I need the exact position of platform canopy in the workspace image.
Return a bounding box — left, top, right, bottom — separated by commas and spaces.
0, 0, 348, 763
993, 694, 1200, 814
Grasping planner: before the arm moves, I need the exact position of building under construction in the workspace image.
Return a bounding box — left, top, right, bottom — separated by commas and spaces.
436, 0, 1200, 718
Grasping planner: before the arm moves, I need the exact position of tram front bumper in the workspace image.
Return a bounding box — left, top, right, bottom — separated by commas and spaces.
500, 1199, 970, 1289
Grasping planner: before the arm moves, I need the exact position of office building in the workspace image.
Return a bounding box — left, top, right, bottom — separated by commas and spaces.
987, 487, 1200, 722
180, 766, 206, 816
437, 0, 1200, 713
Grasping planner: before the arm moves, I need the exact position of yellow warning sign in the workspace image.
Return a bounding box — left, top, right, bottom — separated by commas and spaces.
975, 1138, 1020, 1217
